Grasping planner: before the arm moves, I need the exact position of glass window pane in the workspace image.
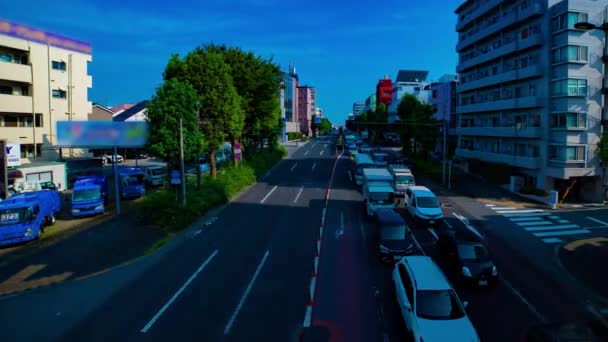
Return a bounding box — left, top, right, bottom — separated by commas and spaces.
567, 13, 578, 28
567, 46, 578, 60
578, 113, 586, 127
580, 46, 588, 61
566, 147, 576, 160
566, 113, 577, 127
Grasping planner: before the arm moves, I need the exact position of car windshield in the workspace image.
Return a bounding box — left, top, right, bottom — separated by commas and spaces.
369, 192, 394, 204
417, 196, 440, 208
149, 169, 164, 176
380, 225, 406, 241
123, 175, 144, 185
73, 188, 101, 202
396, 175, 414, 185
458, 244, 491, 261
0, 207, 31, 225
416, 290, 465, 320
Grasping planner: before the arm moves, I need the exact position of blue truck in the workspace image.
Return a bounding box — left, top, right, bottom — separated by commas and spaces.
71, 175, 108, 217
0, 190, 61, 246
119, 167, 146, 199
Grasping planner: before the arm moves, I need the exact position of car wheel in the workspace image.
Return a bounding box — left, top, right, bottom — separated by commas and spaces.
47, 215, 56, 226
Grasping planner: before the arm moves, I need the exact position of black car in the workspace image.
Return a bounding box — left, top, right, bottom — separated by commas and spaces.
375, 208, 416, 263
437, 230, 498, 288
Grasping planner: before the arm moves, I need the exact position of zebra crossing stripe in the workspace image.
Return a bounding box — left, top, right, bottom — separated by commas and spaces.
497, 209, 545, 214
503, 212, 552, 217
485, 204, 495, 207
542, 238, 564, 244
525, 224, 579, 232
534, 229, 591, 237
491, 207, 517, 210
509, 217, 544, 222
516, 221, 553, 227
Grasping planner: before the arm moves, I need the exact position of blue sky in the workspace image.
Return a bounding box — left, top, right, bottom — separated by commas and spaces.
1, 0, 462, 124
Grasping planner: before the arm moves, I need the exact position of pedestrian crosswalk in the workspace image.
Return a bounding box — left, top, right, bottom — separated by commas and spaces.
484, 204, 591, 244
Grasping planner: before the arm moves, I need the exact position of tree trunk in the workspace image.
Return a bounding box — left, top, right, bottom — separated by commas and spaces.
233, 137, 238, 168
210, 150, 217, 179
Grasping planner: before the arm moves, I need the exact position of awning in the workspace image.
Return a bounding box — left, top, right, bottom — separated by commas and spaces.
8, 169, 23, 179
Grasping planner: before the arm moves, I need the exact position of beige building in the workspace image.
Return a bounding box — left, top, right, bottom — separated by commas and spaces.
0, 19, 92, 163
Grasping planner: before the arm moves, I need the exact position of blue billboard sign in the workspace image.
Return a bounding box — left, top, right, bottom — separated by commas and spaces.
57, 121, 149, 147
314, 116, 321, 124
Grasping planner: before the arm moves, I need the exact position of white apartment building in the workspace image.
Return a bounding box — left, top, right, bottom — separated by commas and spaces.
455, 0, 607, 202
388, 70, 432, 123
0, 19, 92, 163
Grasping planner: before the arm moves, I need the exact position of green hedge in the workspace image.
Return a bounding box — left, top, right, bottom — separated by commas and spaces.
414, 160, 443, 183
136, 146, 285, 232
287, 132, 304, 141
467, 159, 514, 184
519, 185, 549, 197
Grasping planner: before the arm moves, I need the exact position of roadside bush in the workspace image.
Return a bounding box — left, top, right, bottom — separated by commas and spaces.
519, 185, 549, 197
287, 132, 303, 141
136, 146, 286, 232
414, 160, 443, 183
468, 159, 513, 184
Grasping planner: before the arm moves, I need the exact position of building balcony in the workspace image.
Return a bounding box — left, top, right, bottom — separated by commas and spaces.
457, 96, 539, 113
455, 148, 541, 169
456, 0, 502, 32
457, 34, 543, 73
0, 94, 33, 113
0, 62, 32, 84
455, 126, 541, 138
456, 2, 543, 52
458, 64, 541, 92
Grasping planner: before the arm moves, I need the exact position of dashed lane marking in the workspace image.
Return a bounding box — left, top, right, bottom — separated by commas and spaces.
587, 217, 608, 226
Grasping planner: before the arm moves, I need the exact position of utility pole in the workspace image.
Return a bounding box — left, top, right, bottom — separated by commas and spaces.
442, 120, 448, 185
179, 118, 186, 206
114, 145, 120, 215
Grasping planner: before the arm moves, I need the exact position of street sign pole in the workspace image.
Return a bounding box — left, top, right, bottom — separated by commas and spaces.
114, 144, 120, 215
179, 118, 186, 206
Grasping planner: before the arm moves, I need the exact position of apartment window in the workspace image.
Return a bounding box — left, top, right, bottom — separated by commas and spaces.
552, 12, 588, 32
529, 83, 536, 96
432, 89, 438, 98
35, 113, 43, 127
550, 112, 586, 129
552, 79, 587, 97
0, 86, 12, 95
20, 144, 42, 158
19, 115, 33, 127
549, 145, 586, 162
52, 89, 67, 99
52, 61, 66, 71
552, 45, 588, 64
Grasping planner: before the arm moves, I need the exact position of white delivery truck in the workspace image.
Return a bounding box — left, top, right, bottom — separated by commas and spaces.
388, 164, 416, 208
362, 168, 396, 217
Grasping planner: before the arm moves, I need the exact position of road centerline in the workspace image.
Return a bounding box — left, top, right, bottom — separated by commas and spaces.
260, 185, 278, 204
312, 162, 317, 171
294, 186, 304, 203
290, 162, 298, 172
140, 250, 219, 333
224, 250, 270, 335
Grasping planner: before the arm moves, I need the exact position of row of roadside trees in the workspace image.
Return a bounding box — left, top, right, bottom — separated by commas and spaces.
145, 44, 283, 179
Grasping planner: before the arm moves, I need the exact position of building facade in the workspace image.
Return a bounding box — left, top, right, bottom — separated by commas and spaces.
430, 75, 459, 155
364, 94, 377, 112
88, 103, 114, 121
454, 0, 606, 202
353, 102, 366, 117
282, 67, 299, 133
0, 19, 92, 162
376, 76, 393, 111
297, 85, 316, 135
387, 70, 432, 123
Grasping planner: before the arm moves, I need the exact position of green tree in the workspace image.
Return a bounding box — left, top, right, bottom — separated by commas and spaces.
320, 118, 332, 133
166, 49, 245, 179
145, 79, 205, 169
397, 94, 439, 156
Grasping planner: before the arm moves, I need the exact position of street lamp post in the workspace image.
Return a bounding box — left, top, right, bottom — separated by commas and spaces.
574, 21, 608, 202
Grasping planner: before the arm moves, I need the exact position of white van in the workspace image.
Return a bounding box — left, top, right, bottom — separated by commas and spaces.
405, 186, 443, 228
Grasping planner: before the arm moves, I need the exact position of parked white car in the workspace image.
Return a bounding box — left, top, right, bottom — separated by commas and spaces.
102, 154, 124, 164
393, 256, 479, 342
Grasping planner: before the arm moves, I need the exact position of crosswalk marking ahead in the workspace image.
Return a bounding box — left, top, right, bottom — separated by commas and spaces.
484, 204, 591, 244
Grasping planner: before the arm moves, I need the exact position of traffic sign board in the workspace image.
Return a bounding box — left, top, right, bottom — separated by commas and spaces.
234, 143, 242, 160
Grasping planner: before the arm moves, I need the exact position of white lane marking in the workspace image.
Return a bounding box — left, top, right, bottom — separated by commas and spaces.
303, 306, 313, 327
525, 224, 580, 232
320, 150, 324, 156
141, 250, 218, 333
557, 219, 570, 224
485, 204, 495, 207
224, 250, 270, 335
491, 207, 517, 210
260, 185, 278, 203
348, 170, 353, 182
542, 238, 564, 244
312, 162, 317, 171
304, 150, 309, 156
309, 277, 317, 303
516, 221, 553, 227
192, 229, 203, 237
587, 217, 608, 226
548, 216, 560, 219
428, 228, 439, 240
503, 212, 552, 218
359, 222, 366, 241
314, 255, 319, 274
497, 209, 545, 214
443, 220, 453, 229
453, 212, 483, 239
533, 229, 590, 237
336, 212, 345, 239
290, 162, 298, 172
509, 217, 544, 222
294, 186, 304, 203
411, 233, 426, 256
501, 277, 547, 324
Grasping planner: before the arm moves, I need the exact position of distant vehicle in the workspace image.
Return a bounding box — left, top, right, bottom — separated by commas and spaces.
362, 168, 395, 217
405, 186, 443, 228
102, 154, 124, 164
389, 164, 416, 207
118, 167, 145, 199
393, 256, 479, 342
353, 153, 376, 186
437, 230, 498, 288
144, 166, 166, 187
349, 150, 358, 162
346, 142, 357, 152
374, 208, 416, 262
372, 152, 389, 167
358, 145, 372, 154
0, 190, 61, 246
71, 176, 108, 217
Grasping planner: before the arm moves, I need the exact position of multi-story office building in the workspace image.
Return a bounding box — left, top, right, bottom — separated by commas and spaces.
0, 19, 92, 162
282, 67, 299, 133
297, 85, 316, 135
454, 0, 606, 202
376, 76, 393, 111
364, 94, 377, 112
387, 70, 432, 123
353, 102, 366, 117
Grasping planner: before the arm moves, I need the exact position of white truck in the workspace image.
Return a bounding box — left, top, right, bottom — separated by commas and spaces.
388, 164, 416, 208
362, 168, 396, 217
